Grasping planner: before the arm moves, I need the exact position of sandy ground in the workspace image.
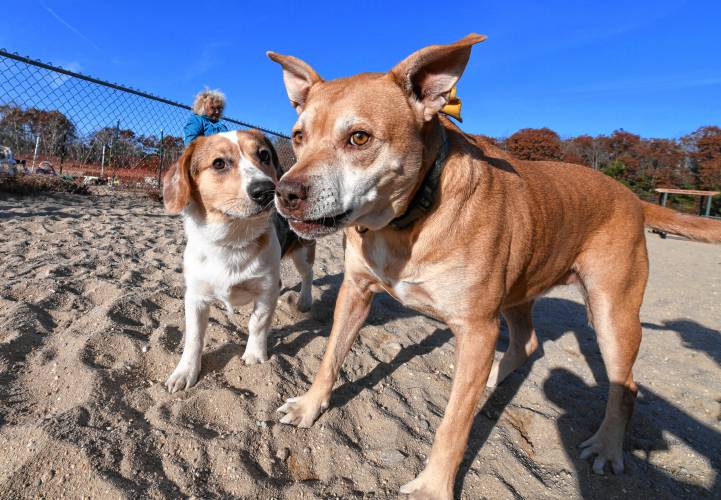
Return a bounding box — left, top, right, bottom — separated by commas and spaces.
0, 191, 719, 500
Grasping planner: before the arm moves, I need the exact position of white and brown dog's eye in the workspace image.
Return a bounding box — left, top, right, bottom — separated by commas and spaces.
350, 131, 370, 146
292, 130, 303, 145
212, 158, 226, 170
259, 150, 271, 164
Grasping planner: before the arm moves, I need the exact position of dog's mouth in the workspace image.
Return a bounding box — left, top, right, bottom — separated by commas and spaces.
287, 209, 353, 238
223, 203, 274, 219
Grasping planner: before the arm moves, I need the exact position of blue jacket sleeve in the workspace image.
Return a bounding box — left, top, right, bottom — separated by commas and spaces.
183, 115, 203, 147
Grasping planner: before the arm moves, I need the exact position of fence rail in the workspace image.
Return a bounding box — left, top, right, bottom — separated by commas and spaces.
0, 48, 294, 187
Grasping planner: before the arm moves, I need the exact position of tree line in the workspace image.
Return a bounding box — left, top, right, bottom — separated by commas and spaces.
1, 104, 719, 214
0, 105, 184, 170
492, 127, 721, 209
0, 104, 296, 173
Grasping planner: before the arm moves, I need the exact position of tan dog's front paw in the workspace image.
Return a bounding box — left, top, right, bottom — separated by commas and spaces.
400, 471, 452, 500
579, 431, 625, 474
276, 393, 329, 428
166, 361, 200, 393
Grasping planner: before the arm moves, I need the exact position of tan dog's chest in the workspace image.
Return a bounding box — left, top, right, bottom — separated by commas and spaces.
354, 233, 444, 318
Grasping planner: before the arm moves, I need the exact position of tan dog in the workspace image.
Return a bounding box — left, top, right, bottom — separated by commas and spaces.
162, 130, 314, 393
267, 35, 721, 499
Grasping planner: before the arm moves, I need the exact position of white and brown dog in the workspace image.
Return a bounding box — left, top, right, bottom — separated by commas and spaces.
162, 130, 314, 393
267, 35, 721, 498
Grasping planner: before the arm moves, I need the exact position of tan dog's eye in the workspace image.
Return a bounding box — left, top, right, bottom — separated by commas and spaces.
292, 130, 303, 145
212, 158, 226, 170
350, 131, 370, 146
259, 150, 271, 164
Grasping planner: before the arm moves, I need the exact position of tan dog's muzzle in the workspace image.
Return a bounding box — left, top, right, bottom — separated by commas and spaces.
276, 178, 309, 216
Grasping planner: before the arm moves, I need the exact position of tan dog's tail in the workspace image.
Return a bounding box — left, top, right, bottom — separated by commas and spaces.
642, 201, 721, 243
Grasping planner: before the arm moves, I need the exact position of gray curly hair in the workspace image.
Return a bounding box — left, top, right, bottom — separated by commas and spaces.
191, 88, 226, 115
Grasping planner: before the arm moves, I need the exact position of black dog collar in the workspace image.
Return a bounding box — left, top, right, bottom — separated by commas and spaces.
388, 126, 450, 230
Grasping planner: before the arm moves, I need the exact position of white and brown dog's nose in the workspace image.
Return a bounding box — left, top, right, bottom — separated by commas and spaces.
247, 179, 276, 207
276, 179, 309, 214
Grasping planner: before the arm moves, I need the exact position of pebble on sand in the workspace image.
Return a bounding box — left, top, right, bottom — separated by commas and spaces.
275, 447, 290, 461
380, 449, 406, 467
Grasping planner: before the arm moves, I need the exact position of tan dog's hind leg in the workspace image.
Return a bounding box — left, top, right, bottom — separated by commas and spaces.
401, 319, 499, 500
487, 301, 539, 387
277, 273, 373, 427
577, 240, 647, 474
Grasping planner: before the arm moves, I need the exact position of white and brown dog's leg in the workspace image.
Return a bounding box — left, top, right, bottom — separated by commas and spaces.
289, 243, 315, 312
487, 301, 539, 387
401, 318, 499, 500
277, 272, 373, 427
166, 292, 210, 393
242, 288, 279, 365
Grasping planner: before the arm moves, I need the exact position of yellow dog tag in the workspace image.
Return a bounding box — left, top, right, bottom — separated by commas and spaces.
441, 86, 462, 122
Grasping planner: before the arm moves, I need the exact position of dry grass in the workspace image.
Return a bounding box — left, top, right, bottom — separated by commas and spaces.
0, 174, 90, 196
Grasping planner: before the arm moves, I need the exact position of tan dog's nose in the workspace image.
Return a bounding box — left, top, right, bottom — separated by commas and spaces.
277, 179, 308, 213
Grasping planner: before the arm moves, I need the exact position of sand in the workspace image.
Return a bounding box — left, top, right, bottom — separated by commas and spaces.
0, 190, 719, 499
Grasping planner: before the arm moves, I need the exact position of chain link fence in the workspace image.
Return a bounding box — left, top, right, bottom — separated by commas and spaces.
0, 49, 294, 189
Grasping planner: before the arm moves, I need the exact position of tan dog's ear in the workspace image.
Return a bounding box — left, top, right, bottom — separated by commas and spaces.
389, 33, 487, 122
267, 52, 322, 112
163, 140, 197, 214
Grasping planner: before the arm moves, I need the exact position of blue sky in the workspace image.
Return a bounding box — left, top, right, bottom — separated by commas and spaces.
1, 0, 720, 139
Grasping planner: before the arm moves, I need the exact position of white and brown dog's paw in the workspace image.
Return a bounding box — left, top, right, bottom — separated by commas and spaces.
282, 291, 313, 314
241, 343, 268, 365
165, 360, 200, 393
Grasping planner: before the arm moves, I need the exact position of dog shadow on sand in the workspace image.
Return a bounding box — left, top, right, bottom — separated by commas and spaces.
202, 273, 721, 498
458, 297, 721, 499
269, 272, 429, 358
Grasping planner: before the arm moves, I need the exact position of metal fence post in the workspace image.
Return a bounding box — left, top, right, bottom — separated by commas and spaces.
100, 143, 106, 178
32, 135, 39, 171
157, 128, 164, 189
59, 130, 68, 175
111, 120, 120, 187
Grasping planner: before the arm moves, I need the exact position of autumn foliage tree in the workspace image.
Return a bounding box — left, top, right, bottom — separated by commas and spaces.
504, 127, 562, 161
561, 135, 608, 170
0, 104, 184, 173
0, 105, 76, 158
684, 126, 721, 189
494, 125, 721, 215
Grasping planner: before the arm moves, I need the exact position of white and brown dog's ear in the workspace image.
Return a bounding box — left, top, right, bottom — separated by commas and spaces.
163, 140, 197, 214
389, 33, 487, 122
266, 51, 322, 112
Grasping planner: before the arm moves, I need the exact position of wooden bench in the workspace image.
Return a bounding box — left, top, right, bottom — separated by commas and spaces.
653, 188, 720, 238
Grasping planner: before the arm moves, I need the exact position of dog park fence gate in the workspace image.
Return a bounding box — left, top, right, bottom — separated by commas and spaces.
0, 49, 294, 187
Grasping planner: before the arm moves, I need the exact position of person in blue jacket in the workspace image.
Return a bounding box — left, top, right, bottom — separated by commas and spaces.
183, 89, 229, 147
